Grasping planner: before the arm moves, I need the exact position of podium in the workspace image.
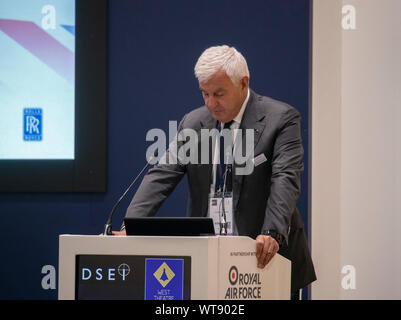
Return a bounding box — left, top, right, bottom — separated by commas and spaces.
58, 235, 291, 300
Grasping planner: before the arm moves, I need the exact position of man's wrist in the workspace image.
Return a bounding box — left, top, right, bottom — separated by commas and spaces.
262, 230, 284, 247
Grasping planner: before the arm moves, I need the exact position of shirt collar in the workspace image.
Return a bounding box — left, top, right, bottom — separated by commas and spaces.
219, 89, 250, 128
233, 88, 250, 125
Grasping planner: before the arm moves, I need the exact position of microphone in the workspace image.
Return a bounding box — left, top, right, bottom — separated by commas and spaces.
219, 152, 233, 236
103, 151, 159, 236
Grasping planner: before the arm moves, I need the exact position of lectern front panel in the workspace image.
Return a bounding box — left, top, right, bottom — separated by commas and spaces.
75, 255, 191, 300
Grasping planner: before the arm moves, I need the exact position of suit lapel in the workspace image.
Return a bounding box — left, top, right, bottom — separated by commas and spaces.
199, 114, 217, 194
200, 115, 217, 131
233, 90, 266, 211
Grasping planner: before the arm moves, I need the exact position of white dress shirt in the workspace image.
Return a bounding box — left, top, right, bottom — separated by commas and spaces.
210, 89, 250, 193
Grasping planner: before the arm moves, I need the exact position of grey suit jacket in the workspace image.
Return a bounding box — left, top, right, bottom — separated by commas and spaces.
125, 89, 316, 291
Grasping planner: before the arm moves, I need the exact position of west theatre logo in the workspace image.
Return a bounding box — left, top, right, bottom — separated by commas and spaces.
145, 259, 184, 300
225, 265, 262, 299
23, 108, 42, 141
153, 262, 175, 287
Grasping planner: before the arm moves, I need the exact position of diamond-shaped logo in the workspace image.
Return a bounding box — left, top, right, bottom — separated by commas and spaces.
153, 262, 175, 287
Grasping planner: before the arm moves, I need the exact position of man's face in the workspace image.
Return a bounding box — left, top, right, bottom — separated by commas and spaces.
199, 70, 249, 123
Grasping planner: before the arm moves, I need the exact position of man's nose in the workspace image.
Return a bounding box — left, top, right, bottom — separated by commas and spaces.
206, 96, 218, 108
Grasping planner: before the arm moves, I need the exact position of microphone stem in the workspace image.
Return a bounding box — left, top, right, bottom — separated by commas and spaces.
104, 156, 154, 235
220, 164, 231, 236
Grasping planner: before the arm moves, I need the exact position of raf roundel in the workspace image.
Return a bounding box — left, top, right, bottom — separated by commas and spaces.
228, 266, 238, 286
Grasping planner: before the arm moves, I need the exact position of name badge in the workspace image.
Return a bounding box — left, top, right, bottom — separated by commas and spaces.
208, 192, 233, 235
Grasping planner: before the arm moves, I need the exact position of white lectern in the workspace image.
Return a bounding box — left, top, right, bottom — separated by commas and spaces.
58, 235, 290, 300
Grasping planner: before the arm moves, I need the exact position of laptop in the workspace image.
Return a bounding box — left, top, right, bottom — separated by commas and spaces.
123, 217, 215, 236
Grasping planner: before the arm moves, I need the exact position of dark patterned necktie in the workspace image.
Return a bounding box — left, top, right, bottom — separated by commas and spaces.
215, 120, 234, 193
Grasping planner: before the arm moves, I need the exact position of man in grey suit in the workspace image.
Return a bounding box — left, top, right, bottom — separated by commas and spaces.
117, 45, 316, 299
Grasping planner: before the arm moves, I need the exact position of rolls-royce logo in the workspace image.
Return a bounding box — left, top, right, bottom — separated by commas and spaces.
23, 108, 42, 141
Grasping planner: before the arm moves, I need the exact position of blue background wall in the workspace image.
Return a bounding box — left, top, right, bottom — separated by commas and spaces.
0, 0, 311, 299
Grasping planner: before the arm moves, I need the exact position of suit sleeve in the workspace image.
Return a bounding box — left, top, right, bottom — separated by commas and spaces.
124, 115, 188, 220
262, 107, 304, 244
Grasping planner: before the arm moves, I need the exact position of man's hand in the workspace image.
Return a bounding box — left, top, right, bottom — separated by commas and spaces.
111, 229, 127, 236
255, 234, 279, 269
99, 229, 127, 236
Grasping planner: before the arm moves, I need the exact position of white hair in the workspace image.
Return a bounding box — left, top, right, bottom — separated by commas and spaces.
194, 45, 250, 85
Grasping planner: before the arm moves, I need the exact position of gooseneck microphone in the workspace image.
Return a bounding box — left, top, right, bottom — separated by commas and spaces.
103, 152, 158, 236
219, 153, 233, 236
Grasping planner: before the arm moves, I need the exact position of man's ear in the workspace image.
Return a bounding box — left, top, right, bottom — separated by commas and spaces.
240, 76, 249, 91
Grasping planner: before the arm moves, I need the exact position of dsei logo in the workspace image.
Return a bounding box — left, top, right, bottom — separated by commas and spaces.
81, 263, 131, 281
